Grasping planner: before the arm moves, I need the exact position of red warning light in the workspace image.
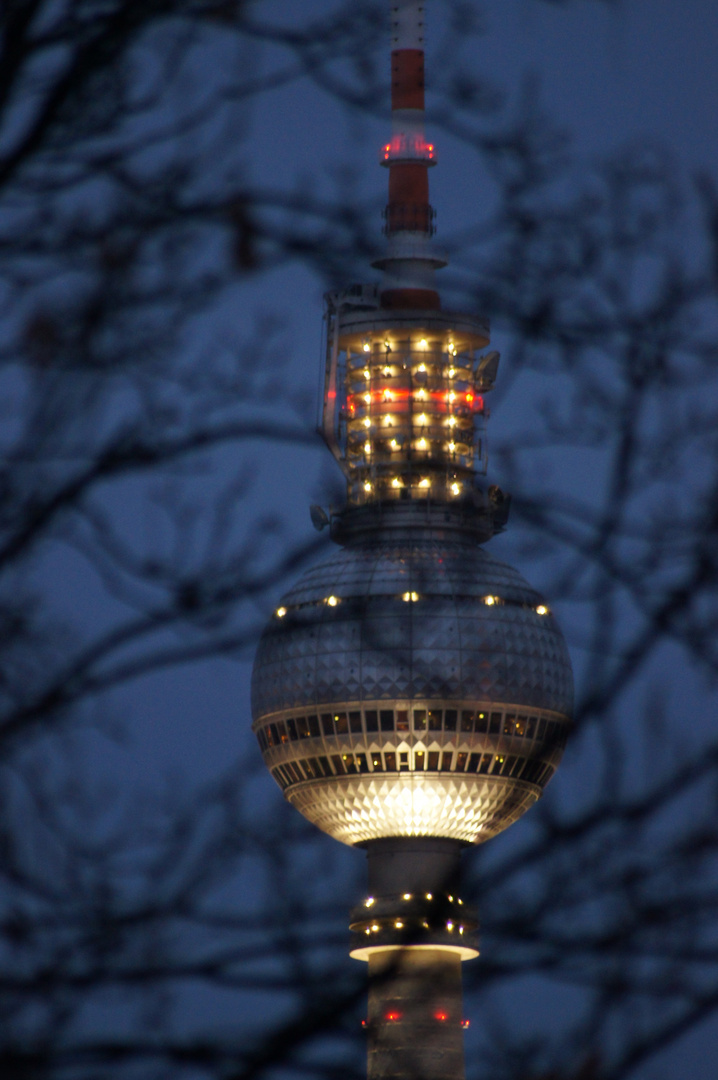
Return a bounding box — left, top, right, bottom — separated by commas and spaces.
434, 1011, 448, 1023
461, 1019, 470, 1029
385, 1011, 402, 1022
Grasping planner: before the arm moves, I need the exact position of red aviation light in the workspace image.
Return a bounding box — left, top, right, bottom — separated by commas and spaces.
381, 135, 437, 164
347, 389, 483, 408
385, 1011, 402, 1022
434, 1011, 448, 1023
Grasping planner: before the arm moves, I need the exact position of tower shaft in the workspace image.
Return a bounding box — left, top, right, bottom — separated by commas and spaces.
367, 950, 465, 1080
353, 840, 474, 1080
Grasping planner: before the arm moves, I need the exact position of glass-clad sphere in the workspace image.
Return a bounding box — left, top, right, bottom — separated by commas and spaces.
251, 536, 573, 846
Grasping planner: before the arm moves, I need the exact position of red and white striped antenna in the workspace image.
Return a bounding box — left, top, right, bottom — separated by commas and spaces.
374, 1, 446, 310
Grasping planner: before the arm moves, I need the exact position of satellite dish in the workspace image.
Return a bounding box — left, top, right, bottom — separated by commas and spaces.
310, 505, 330, 531
476, 350, 500, 385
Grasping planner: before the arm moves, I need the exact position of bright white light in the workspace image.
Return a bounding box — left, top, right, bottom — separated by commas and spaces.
392, 477, 401, 488
363, 342, 370, 352
364, 481, 372, 492
276, 607, 287, 618
419, 478, 430, 488
363, 417, 371, 428
363, 369, 370, 379
419, 339, 428, 348
448, 417, 457, 427
364, 393, 371, 404
364, 441, 371, 453
417, 438, 427, 449
365, 897, 375, 908
451, 482, 460, 495
418, 362, 426, 372
536, 605, 549, 616
449, 442, 456, 452
403, 893, 412, 901
483, 595, 497, 606
326, 595, 339, 607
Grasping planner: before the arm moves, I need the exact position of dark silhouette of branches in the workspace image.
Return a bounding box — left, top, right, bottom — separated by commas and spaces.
0, 2, 715, 1080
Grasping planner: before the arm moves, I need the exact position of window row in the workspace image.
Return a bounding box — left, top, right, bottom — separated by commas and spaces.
257, 708, 567, 750
271, 748, 554, 791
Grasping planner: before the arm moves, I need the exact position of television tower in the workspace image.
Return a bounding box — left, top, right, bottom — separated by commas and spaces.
251, 4, 573, 1079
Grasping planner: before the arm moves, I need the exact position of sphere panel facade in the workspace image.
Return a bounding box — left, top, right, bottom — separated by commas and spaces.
252, 542, 573, 718
252, 537, 572, 845
286, 773, 539, 846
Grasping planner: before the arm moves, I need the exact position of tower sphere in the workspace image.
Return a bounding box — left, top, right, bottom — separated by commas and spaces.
251, 512, 572, 847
